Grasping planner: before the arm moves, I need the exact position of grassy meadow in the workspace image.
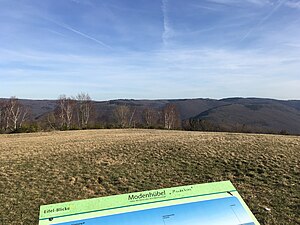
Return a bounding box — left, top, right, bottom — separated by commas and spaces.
0, 129, 299, 224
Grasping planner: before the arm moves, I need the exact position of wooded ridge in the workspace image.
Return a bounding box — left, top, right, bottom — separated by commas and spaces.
1, 95, 299, 135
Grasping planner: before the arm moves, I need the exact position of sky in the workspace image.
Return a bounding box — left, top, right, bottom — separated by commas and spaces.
57, 197, 254, 225
0, 0, 299, 100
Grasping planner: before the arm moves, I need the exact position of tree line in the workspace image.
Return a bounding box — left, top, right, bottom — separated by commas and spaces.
0, 93, 182, 134
1, 95, 290, 135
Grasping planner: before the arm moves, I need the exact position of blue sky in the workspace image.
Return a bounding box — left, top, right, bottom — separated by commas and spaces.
0, 0, 299, 100
56, 197, 255, 225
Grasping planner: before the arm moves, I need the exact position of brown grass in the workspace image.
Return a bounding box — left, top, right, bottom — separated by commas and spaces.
0, 129, 299, 224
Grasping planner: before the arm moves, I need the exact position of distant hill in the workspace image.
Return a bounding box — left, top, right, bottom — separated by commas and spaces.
192, 98, 300, 134
4, 97, 300, 135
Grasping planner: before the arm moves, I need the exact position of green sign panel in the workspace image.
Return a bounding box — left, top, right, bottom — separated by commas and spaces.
39, 180, 260, 225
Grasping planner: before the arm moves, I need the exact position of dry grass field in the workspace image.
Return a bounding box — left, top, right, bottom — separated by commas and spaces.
0, 129, 299, 224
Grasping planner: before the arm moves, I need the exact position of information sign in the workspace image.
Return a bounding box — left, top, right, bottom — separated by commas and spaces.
39, 181, 259, 225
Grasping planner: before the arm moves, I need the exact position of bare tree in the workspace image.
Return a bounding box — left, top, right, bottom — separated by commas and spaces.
76, 93, 93, 129
0, 100, 5, 132
129, 107, 138, 128
4, 102, 10, 130
56, 95, 76, 130
143, 107, 159, 128
5, 97, 29, 131
46, 112, 56, 130
57, 95, 67, 129
163, 103, 180, 130
114, 105, 130, 128
65, 98, 76, 129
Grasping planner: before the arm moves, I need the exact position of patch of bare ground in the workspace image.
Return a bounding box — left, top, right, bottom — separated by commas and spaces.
0, 129, 299, 224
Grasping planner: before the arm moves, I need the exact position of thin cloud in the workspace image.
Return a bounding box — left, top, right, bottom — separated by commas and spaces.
1, 46, 299, 100
207, 0, 271, 6
69, 0, 94, 6
45, 29, 67, 38
162, 0, 172, 46
190, 4, 221, 11
241, 0, 287, 41
285, 0, 300, 9
45, 17, 112, 49
245, 0, 272, 6
284, 42, 300, 48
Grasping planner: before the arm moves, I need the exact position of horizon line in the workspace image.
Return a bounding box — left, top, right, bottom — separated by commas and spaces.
0, 96, 299, 102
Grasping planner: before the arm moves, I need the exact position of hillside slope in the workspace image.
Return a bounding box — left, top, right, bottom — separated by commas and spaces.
193, 99, 300, 134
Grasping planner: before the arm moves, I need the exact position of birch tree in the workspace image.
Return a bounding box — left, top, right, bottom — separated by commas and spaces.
56, 95, 76, 130
114, 105, 130, 128
5, 97, 28, 131
143, 107, 158, 127
76, 93, 93, 129
163, 103, 179, 130
0, 101, 5, 132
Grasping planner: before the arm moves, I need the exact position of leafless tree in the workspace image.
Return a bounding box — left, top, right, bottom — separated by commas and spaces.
76, 92, 93, 129
0, 100, 6, 132
65, 98, 76, 129
128, 107, 137, 128
46, 112, 56, 130
57, 95, 67, 129
4, 97, 29, 131
163, 103, 180, 130
114, 105, 131, 128
4, 102, 10, 130
143, 107, 159, 127
56, 95, 76, 130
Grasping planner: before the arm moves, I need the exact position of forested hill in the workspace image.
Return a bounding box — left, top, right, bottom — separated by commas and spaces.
1, 97, 300, 135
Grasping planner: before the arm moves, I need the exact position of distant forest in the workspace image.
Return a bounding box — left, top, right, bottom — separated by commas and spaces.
0, 94, 299, 135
